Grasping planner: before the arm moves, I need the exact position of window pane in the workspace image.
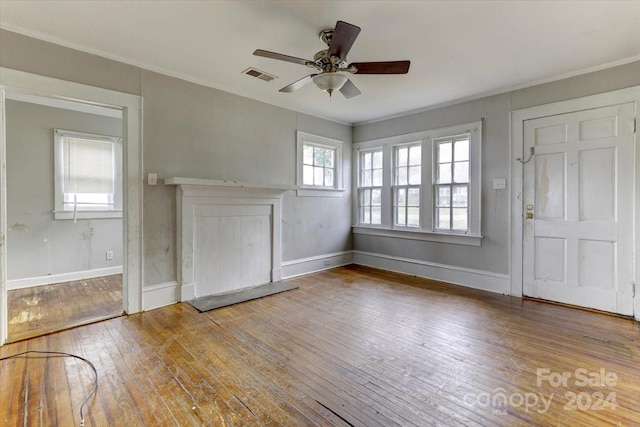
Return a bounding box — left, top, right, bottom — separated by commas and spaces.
371, 189, 381, 206
396, 207, 406, 226
438, 163, 452, 183
452, 185, 468, 207
314, 147, 325, 166
409, 146, 421, 165
436, 207, 451, 229
371, 207, 381, 225
438, 142, 452, 163
324, 168, 334, 187
454, 139, 469, 161
408, 165, 421, 185
303, 145, 314, 165
407, 207, 420, 227
397, 147, 408, 167
314, 166, 323, 185
453, 208, 468, 230
363, 189, 371, 205
372, 169, 382, 186
408, 188, 420, 206
362, 170, 372, 187
437, 186, 451, 207
303, 165, 314, 185
363, 208, 371, 224
396, 188, 406, 206
372, 151, 383, 169
326, 150, 334, 167
397, 167, 407, 185
454, 161, 469, 183
363, 152, 371, 169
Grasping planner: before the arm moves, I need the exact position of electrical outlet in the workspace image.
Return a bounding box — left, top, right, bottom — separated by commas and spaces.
106, 251, 114, 260
148, 173, 157, 186
324, 260, 331, 266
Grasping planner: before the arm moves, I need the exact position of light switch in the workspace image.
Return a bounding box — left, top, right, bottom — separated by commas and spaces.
148, 173, 157, 186
493, 178, 506, 190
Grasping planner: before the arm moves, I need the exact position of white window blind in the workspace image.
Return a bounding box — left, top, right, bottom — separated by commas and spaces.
54, 129, 123, 219
63, 137, 115, 195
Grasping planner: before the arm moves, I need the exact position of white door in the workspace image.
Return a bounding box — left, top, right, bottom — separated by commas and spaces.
523, 103, 635, 315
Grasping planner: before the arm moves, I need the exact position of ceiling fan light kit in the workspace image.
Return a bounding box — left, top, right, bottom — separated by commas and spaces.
312, 73, 348, 95
253, 20, 410, 99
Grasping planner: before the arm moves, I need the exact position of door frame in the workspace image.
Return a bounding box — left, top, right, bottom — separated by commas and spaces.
0, 67, 144, 344
510, 85, 640, 320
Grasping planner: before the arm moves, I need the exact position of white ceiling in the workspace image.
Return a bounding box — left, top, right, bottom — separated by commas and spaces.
1, 1, 639, 125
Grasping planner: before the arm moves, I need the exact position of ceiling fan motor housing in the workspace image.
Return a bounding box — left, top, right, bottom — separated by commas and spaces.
313, 50, 347, 73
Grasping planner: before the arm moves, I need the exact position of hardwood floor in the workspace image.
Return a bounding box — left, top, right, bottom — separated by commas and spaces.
7, 274, 123, 342
1, 266, 638, 426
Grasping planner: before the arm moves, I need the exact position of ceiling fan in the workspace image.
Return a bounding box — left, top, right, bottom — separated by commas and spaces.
253, 21, 410, 99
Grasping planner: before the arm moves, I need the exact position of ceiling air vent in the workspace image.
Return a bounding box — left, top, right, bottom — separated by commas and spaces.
242, 67, 277, 82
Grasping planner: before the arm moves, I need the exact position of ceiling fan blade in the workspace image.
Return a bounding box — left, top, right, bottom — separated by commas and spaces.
327, 21, 361, 60
340, 78, 361, 99
254, 49, 315, 67
279, 74, 317, 93
350, 61, 411, 74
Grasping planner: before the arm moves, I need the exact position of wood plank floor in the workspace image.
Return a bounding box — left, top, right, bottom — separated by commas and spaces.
7, 274, 123, 341
1, 265, 638, 426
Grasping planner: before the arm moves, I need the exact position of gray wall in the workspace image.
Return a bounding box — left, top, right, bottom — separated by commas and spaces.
353, 61, 640, 275
0, 30, 352, 288
5, 99, 123, 280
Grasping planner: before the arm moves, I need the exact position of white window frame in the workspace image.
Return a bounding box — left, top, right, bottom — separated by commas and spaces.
296, 131, 344, 197
392, 142, 422, 229
357, 148, 384, 225
54, 129, 123, 220
352, 120, 482, 246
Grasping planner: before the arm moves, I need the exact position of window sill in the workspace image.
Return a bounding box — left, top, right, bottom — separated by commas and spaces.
296, 187, 346, 198
54, 210, 123, 220
352, 226, 482, 246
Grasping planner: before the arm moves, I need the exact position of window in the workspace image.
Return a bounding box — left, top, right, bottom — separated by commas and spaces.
303, 144, 335, 187
358, 149, 383, 225
296, 131, 343, 196
393, 144, 421, 227
54, 129, 122, 220
434, 136, 469, 232
352, 120, 482, 245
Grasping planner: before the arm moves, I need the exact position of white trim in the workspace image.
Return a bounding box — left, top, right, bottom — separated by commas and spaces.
509, 85, 640, 320
5, 91, 122, 118
7, 266, 123, 290
0, 67, 144, 344
296, 131, 344, 195
354, 251, 510, 295
143, 281, 179, 311
352, 120, 482, 238
281, 251, 354, 279
352, 226, 482, 246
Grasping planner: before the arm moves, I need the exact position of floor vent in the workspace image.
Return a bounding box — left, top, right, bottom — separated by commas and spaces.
243, 67, 276, 82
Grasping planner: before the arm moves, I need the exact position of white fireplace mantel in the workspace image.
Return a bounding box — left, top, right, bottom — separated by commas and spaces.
166, 177, 293, 301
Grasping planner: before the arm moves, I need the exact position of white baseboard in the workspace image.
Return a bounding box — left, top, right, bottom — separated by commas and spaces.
281, 251, 354, 279
353, 251, 510, 294
7, 266, 123, 290
143, 281, 179, 311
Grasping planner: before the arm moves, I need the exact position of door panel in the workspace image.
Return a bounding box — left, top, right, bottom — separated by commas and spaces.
523, 103, 635, 315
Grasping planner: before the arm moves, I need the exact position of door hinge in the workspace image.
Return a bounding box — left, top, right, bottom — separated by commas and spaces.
632, 282, 636, 298
634, 118, 637, 133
